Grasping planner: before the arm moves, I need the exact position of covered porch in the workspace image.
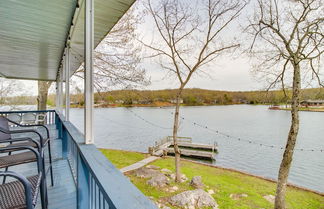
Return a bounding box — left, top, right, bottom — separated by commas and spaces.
0, 0, 156, 208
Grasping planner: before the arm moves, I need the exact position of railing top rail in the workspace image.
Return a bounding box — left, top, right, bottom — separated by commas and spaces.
0, 109, 55, 114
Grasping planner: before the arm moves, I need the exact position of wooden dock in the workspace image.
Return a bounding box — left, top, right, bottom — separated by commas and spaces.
149, 136, 217, 160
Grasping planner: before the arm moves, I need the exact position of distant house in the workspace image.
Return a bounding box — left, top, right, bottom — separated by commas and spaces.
300, 100, 324, 107
169, 98, 183, 104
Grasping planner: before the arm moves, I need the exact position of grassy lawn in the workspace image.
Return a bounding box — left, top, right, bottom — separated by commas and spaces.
101, 149, 324, 209
99, 149, 147, 169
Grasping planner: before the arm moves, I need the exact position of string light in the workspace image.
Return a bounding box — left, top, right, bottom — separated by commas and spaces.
125, 108, 172, 130
158, 107, 323, 152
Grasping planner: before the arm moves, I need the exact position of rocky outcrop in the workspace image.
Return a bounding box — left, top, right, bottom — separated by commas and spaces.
161, 168, 172, 174
169, 173, 188, 182
133, 167, 160, 178
169, 189, 218, 209
147, 174, 170, 187
190, 176, 204, 189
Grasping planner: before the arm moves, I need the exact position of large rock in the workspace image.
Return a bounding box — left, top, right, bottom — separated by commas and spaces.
147, 174, 170, 187
190, 176, 204, 189
161, 168, 172, 174
133, 167, 160, 178
169, 173, 188, 182
169, 189, 218, 209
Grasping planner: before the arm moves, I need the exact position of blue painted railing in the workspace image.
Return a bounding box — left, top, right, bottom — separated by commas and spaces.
0, 110, 157, 209
55, 111, 157, 209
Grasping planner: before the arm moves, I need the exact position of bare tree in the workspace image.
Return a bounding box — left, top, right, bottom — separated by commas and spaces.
145, 0, 246, 182
246, 0, 323, 208
37, 5, 149, 109
37, 81, 52, 110
0, 78, 22, 104
74, 5, 150, 93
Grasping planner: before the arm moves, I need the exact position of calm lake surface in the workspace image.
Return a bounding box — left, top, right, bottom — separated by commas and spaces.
68, 105, 324, 193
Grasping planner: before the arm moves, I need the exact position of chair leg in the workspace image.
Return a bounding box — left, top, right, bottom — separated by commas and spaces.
2, 167, 9, 184
2, 151, 11, 184
48, 141, 54, 186
40, 174, 48, 209
41, 153, 49, 208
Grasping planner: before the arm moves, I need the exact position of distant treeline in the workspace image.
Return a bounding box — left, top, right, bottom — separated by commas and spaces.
2, 88, 324, 107
64, 88, 324, 106
0, 95, 37, 105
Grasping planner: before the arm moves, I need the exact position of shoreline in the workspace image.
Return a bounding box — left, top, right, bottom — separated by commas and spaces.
274, 108, 324, 112
70, 103, 264, 109
99, 148, 324, 197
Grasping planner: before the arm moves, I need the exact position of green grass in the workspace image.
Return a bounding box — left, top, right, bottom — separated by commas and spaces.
99, 149, 147, 169
101, 149, 324, 209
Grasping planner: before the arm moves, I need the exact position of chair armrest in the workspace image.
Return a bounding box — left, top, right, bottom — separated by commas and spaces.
0, 127, 45, 147
7, 118, 50, 139
0, 171, 34, 209
0, 137, 40, 150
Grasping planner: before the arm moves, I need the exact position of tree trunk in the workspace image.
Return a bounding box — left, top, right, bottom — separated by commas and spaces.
275, 64, 301, 209
37, 81, 52, 111
173, 86, 184, 182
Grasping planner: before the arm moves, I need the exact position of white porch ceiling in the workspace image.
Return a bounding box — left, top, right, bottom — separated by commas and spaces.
0, 0, 135, 81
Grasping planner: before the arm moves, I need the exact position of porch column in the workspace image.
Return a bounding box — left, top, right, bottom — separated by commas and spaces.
84, 0, 94, 144
56, 70, 63, 112
65, 46, 70, 121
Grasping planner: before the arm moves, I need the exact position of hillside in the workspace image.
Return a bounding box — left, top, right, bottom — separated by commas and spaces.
66, 88, 324, 107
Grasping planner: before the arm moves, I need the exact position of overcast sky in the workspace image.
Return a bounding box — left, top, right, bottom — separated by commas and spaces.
135, 0, 264, 91
16, 0, 264, 96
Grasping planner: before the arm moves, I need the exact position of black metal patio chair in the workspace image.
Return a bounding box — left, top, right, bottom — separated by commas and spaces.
0, 116, 53, 186
0, 146, 47, 209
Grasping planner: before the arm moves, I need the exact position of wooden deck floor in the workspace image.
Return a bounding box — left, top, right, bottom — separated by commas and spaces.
0, 127, 77, 209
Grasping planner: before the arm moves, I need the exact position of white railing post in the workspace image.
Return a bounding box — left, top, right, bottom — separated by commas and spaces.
84, 0, 94, 144
65, 46, 70, 121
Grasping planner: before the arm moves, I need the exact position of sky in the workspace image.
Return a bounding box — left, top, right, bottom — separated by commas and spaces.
133, 0, 263, 91
7, 0, 268, 96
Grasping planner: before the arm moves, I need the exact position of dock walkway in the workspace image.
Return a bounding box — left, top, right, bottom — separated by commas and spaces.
120, 156, 159, 173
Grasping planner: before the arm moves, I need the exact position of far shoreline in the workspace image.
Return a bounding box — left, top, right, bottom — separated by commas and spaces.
270, 107, 324, 113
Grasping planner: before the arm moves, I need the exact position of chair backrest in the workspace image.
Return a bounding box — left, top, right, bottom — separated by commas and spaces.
0, 116, 10, 141
35, 113, 46, 125
7, 113, 21, 124
21, 113, 36, 125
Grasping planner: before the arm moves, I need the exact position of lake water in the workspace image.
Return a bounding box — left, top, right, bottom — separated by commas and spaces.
68, 105, 324, 193
1, 105, 322, 192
